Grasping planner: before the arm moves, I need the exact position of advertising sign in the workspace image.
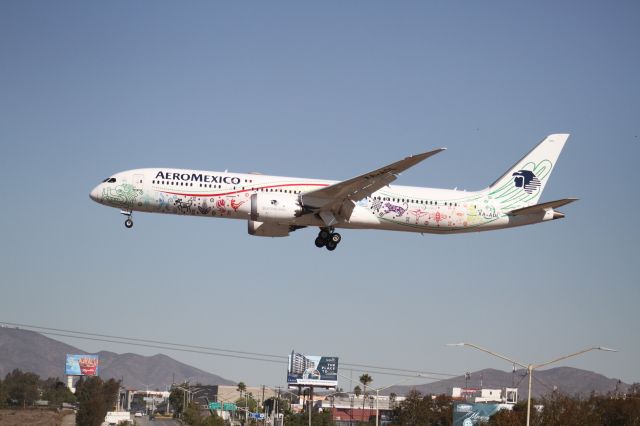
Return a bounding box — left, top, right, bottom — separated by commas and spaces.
287, 351, 338, 388
453, 402, 506, 425
65, 354, 99, 376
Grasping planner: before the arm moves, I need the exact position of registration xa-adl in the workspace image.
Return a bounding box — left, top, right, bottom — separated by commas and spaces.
90, 134, 576, 251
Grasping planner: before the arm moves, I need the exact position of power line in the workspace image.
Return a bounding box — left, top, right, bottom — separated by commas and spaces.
0, 320, 459, 380
0, 321, 283, 360
35, 330, 286, 365
341, 362, 457, 377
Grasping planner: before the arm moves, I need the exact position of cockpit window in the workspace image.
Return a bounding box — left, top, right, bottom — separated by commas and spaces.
102, 178, 110, 183
108, 178, 116, 183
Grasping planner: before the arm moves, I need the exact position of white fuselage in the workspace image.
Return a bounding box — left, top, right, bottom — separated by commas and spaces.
90, 168, 553, 234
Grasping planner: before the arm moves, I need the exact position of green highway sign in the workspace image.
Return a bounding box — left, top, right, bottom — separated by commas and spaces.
208, 402, 222, 410
223, 403, 237, 411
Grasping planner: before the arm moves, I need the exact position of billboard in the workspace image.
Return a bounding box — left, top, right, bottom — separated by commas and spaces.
453, 402, 509, 425
65, 354, 99, 376
287, 351, 338, 388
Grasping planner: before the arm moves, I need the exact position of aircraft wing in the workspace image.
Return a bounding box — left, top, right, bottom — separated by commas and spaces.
508, 198, 578, 215
301, 148, 445, 225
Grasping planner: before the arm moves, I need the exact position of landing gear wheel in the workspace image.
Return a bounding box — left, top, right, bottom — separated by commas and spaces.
330, 233, 341, 243
314, 236, 326, 248
326, 240, 337, 251
319, 229, 331, 240
124, 218, 133, 228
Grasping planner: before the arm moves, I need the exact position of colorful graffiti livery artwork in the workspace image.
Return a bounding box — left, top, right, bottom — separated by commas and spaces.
102, 183, 142, 208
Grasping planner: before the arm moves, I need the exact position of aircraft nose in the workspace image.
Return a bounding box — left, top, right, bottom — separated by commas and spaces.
89, 186, 101, 203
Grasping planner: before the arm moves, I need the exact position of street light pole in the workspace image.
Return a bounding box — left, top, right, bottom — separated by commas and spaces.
447, 343, 617, 426
526, 364, 534, 426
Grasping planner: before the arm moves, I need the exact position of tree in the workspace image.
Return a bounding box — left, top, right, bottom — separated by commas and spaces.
430, 394, 453, 426
169, 387, 185, 416
284, 410, 336, 426
392, 390, 452, 426
3, 369, 39, 408
0, 379, 7, 408
182, 401, 225, 426
41, 377, 76, 406
0, 377, 7, 408
236, 392, 259, 425
183, 401, 204, 425
237, 381, 247, 398
389, 392, 397, 410
354, 385, 362, 398
75, 376, 120, 426
394, 390, 429, 425
486, 402, 527, 426
264, 395, 290, 417
236, 393, 258, 412
359, 374, 373, 421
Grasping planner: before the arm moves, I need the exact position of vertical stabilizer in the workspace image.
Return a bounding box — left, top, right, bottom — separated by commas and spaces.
488, 134, 569, 211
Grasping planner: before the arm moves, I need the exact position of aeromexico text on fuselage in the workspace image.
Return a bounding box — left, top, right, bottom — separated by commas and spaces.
155, 171, 241, 185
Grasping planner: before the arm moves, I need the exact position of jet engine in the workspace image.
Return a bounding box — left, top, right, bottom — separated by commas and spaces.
250, 193, 303, 222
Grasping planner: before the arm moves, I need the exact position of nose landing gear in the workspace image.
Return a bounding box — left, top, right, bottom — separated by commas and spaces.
121, 210, 134, 229
314, 228, 341, 251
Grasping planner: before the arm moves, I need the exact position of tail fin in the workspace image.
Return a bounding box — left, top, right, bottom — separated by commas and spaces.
488, 134, 569, 211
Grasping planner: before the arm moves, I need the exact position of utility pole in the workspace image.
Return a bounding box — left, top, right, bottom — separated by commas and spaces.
308, 387, 313, 426
277, 387, 281, 426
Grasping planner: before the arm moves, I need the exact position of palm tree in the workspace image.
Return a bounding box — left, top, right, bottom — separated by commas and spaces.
237, 381, 246, 398
236, 382, 247, 425
359, 374, 373, 420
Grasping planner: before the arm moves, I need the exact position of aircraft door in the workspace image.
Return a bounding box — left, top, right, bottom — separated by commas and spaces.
133, 174, 144, 190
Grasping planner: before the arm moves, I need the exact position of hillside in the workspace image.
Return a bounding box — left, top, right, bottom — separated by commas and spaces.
0, 327, 234, 389
387, 367, 628, 399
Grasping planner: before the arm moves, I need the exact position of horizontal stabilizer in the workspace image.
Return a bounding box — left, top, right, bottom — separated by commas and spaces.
508, 198, 578, 216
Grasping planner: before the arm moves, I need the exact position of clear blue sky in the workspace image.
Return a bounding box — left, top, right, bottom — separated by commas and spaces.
1, 1, 639, 390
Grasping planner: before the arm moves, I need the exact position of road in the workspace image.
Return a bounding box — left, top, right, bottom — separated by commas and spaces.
61, 413, 75, 426
134, 415, 182, 426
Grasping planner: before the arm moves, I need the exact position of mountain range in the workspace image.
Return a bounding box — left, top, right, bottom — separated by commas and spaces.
0, 326, 630, 398
0, 326, 234, 389
387, 367, 629, 399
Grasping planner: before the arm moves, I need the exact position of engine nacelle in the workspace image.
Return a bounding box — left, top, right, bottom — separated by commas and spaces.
248, 220, 290, 237
250, 193, 302, 222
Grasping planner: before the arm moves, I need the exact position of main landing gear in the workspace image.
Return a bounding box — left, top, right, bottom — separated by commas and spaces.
314, 228, 342, 251
121, 210, 134, 229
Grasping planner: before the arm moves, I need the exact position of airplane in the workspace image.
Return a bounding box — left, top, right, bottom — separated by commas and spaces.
89, 134, 576, 251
